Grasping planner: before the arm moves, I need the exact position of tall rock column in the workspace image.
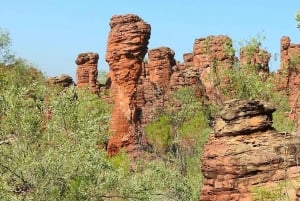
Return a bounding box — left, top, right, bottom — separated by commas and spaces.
193, 35, 235, 104
276, 36, 300, 129
148, 47, 176, 89
76, 52, 100, 93
105, 14, 151, 157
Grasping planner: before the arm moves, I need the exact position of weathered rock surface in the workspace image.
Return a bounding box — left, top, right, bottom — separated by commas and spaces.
106, 31, 205, 156
200, 99, 300, 201
193, 35, 235, 103
105, 14, 151, 157
148, 47, 176, 89
135, 48, 204, 127
276, 36, 300, 129
46, 74, 74, 87
214, 99, 275, 137
76, 52, 100, 93
240, 46, 271, 80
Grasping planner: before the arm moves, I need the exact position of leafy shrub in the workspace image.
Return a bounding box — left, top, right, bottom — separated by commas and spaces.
145, 115, 171, 155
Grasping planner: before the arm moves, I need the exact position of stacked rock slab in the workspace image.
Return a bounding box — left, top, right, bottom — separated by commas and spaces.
76, 52, 100, 94
276, 36, 300, 129
193, 35, 235, 104
105, 14, 151, 157
200, 99, 300, 201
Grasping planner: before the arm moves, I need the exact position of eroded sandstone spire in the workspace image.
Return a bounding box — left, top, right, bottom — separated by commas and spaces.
105, 14, 151, 157
193, 35, 235, 103
276, 36, 300, 129
76, 52, 100, 93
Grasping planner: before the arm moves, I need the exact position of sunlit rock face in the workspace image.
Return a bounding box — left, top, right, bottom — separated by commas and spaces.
105, 14, 151, 157
200, 99, 300, 201
76, 52, 100, 93
193, 35, 235, 104
276, 36, 300, 130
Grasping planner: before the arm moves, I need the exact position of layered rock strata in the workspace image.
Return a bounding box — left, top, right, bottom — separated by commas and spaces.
193, 35, 235, 103
76, 52, 100, 93
276, 36, 300, 129
200, 99, 300, 201
105, 14, 151, 157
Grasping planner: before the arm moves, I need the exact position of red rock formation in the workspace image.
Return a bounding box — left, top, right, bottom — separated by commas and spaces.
276, 36, 300, 129
135, 48, 204, 127
106, 14, 151, 157
76, 52, 100, 94
46, 74, 74, 88
183, 53, 194, 67
240, 46, 271, 79
193, 35, 235, 104
148, 47, 176, 89
200, 99, 300, 201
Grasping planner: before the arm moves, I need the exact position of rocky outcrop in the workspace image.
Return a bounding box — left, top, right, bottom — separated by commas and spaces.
105, 14, 151, 157
148, 47, 176, 89
193, 35, 235, 103
76, 52, 100, 93
46, 74, 74, 87
134, 49, 204, 127
106, 28, 205, 156
276, 36, 300, 129
183, 53, 194, 67
240, 46, 271, 79
200, 99, 300, 201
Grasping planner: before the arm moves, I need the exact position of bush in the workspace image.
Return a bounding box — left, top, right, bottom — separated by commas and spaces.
145, 115, 171, 155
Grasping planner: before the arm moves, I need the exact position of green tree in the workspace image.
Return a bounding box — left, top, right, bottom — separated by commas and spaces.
296, 10, 300, 29
0, 29, 14, 64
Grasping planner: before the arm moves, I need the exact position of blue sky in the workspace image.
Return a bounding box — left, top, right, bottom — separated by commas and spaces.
1, 1, 299, 79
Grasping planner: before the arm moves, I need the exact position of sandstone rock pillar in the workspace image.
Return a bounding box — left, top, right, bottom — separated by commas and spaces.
105, 14, 151, 157
76, 52, 100, 94
148, 47, 176, 89
276, 36, 300, 129
192, 35, 235, 103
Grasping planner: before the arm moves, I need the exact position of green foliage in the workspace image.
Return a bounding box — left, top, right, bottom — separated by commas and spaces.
296, 10, 300, 29
145, 115, 171, 155
1, 30, 298, 201
251, 184, 288, 201
109, 149, 131, 174
0, 62, 203, 201
145, 87, 212, 200
223, 66, 271, 100
0, 28, 15, 64
222, 38, 235, 58
289, 53, 300, 71
97, 70, 108, 85
223, 64, 293, 132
